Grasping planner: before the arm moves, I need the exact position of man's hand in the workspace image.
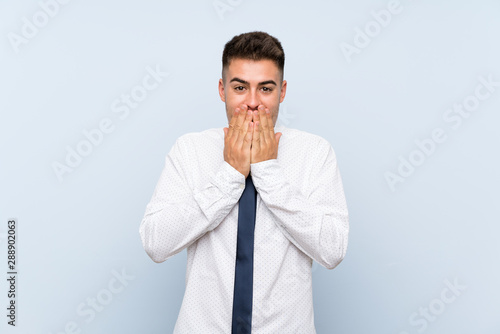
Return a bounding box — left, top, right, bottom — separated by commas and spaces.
250, 105, 282, 164
223, 104, 253, 178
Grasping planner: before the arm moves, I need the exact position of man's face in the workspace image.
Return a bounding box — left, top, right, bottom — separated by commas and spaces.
218, 58, 287, 127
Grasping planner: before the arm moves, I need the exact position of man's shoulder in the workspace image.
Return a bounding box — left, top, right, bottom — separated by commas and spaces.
279, 125, 332, 150
175, 127, 223, 146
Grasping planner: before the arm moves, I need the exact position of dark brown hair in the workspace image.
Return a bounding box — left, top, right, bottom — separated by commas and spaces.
222, 31, 285, 83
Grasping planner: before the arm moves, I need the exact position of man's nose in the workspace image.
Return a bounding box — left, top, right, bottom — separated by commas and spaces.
246, 90, 260, 111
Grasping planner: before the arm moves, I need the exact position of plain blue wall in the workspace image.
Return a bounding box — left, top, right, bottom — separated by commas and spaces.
1, 0, 499, 333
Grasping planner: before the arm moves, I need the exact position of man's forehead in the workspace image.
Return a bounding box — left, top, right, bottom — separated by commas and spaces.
229, 77, 277, 86
226, 58, 280, 82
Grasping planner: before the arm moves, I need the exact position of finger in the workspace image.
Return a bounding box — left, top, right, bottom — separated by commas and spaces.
245, 121, 253, 149
265, 107, 275, 143
230, 104, 248, 143
237, 108, 253, 149
226, 108, 239, 140
235, 104, 248, 138
252, 108, 260, 125
258, 105, 270, 145
252, 119, 261, 152
275, 132, 282, 146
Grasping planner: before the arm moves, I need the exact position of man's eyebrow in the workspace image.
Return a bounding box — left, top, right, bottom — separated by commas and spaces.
229, 77, 277, 86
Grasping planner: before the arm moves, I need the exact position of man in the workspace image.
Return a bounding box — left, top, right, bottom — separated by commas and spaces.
139, 31, 349, 333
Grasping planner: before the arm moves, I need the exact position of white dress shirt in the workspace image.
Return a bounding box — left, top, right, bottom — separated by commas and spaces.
139, 123, 349, 333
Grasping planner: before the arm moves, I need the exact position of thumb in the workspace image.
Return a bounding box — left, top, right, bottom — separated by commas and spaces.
275, 132, 282, 145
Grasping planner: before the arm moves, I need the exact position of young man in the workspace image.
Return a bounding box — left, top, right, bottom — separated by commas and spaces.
139, 31, 349, 333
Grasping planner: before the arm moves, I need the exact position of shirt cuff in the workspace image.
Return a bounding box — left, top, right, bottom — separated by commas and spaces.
210, 160, 246, 201
250, 159, 284, 193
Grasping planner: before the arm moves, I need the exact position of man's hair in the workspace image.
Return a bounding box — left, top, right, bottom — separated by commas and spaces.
222, 31, 285, 83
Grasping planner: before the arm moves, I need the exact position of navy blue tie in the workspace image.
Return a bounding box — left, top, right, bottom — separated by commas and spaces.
231, 173, 257, 334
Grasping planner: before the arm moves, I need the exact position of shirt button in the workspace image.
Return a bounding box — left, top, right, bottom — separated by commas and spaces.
239, 183, 245, 189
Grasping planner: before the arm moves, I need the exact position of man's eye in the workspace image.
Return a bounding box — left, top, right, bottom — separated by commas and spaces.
262, 87, 273, 92
234, 86, 245, 91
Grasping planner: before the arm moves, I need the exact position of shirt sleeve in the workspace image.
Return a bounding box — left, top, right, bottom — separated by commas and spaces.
250, 140, 349, 270
139, 136, 246, 263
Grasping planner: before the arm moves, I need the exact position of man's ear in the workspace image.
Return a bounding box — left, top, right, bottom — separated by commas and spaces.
279, 80, 287, 103
218, 78, 226, 102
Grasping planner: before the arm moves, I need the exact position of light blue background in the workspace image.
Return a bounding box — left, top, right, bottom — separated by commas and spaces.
1, 0, 499, 333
